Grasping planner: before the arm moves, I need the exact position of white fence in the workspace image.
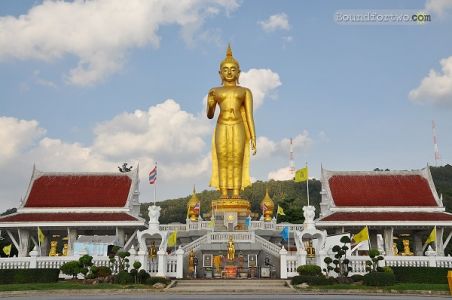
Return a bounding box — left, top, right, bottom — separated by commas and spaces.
207, 231, 255, 243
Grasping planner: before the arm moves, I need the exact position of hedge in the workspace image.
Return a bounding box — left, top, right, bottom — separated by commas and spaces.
291, 275, 334, 286
363, 272, 395, 286
392, 267, 449, 284
0, 269, 60, 284
296, 265, 322, 276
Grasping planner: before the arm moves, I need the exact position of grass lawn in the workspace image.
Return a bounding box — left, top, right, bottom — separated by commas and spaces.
0, 281, 155, 292
305, 283, 449, 292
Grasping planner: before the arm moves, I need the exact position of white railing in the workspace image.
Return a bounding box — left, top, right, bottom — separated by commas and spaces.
148, 260, 158, 275
435, 257, 452, 268
384, 255, 430, 268
166, 256, 178, 277
255, 235, 281, 257
36, 256, 75, 269
287, 255, 298, 277
0, 257, 31, 269
275, 224, 305, 231
180, 235, 208, 255
207, 231, 255, 243
348, 256, 368, 275
159, 223, 187, 231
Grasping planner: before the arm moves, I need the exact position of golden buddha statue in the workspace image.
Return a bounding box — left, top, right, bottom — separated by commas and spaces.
188, 249, 195, 275
260, 187, 274, 222
187, 186, 200, 221
227, 236, 235, 260
49, 240, 58, 256
149, 241, 157, 260
62, 243, 68, 256
401, 239, 413, 256
207, 44, 256, 199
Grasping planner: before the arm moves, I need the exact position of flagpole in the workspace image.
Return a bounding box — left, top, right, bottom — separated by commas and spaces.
37, 227, 41, 255
306, 162, 310, 206
153, 162, 157, 206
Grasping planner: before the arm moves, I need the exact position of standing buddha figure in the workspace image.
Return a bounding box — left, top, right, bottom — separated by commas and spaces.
207, 44, 256, 199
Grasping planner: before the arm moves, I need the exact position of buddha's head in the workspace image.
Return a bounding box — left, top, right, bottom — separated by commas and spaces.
219, 44, 240, 84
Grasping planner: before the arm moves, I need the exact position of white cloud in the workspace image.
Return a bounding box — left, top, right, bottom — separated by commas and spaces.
0, 117, 45, 162
409, 56, 452, 106
268, 166, 293, 181
0, 0, 239, 86
425, 0, 452, 16
240, 69, 282, 108
258, 13, 290, 32
255, 131, 312, 160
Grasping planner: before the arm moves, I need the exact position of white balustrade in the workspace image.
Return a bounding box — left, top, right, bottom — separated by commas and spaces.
384, 256, 430, 268
286, 255, 298, 278
255, 235, 281, 257
347, 256, 368, 275
207, 231, 255, 243
148, 260, 158, 275
166, 256, 178, 277
180, 235, 208, 255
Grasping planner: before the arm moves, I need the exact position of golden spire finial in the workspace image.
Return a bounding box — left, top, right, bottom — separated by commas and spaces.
220, 43, 240, 69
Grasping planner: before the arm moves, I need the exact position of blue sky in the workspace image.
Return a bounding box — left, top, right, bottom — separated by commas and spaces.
1, 0, 451, 211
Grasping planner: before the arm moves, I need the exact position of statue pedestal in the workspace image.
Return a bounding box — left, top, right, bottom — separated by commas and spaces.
211, 198, 251, 231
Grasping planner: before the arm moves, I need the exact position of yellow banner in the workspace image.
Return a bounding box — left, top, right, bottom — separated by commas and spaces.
294, 167, 308, 182
353, 226, 369, 244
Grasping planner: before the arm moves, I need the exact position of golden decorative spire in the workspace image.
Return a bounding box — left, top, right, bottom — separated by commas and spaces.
220, 43, 240, 68
260, 187, 274, 222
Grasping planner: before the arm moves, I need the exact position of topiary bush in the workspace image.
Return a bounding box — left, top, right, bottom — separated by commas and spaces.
138, 269, 150, 283
115, 270, 133, 284
92, 266, 112, 278
0, 269, 60, 284
291, 275, 334, 286
365, 249, 384, 273
350, 274, 364, 282
392, 267, 448, 284
60, 260, 81, 279
363, 272, 395, 286
297, 264, 322, 276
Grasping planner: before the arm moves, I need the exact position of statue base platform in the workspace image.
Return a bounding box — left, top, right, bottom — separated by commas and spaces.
211, 198, 251, 231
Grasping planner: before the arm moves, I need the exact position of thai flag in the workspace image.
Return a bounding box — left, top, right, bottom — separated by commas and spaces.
149, 165, 157, 184
193, 202, 200, 212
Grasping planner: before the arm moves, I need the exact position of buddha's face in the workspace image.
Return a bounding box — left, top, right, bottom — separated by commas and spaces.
219, 62, 240, 83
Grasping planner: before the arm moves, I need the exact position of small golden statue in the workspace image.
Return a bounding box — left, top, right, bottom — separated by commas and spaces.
49, 240, 58, 256
207, 44, 256, 199
260, 188, 274, 222
213, 255, 223, 272
306, 241, 316, 258
227, 236, 235, 260
401, 239, 413, 256
149, 241, 157, 260
186, 186, 200, 221
392, 243, 399, 256
62, 243, 68, 256
188, 249, 195, 276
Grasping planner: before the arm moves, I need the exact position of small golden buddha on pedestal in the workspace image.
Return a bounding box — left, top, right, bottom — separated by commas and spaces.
306, 241, 316, 258
227, 236, 235, 260
49, 241, 58, 256
401, 239, 413, 256
149, 241, 157, 260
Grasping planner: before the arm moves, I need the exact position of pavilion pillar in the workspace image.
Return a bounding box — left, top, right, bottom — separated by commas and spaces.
18, 228, 30, 257
413, 233, 423, 256
67, 228, 78, 256
436, 227, 445, 256
156, 249, 167, 277
383, 228, 393, 256
369, 230, 378, 250
116, 227, 125, 247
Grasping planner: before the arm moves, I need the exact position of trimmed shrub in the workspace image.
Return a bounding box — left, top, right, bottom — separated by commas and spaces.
60, 261, 81, 278
297, 264, 322, 276
145, 276, 170, 286
93, 266, 112, 278
138, 269, 150, 283
291, 275, 334, 286
0, 269, 60, 284
115, 270, 133, 284
392, 267, 448, 284
350, 274, 364, 282
363, 272, 395, 286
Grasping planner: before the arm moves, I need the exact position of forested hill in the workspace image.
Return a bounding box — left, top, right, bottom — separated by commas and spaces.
140, 165, 452, 224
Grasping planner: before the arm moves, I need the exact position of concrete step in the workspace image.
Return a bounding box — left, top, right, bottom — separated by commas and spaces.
170, 279, 296, 294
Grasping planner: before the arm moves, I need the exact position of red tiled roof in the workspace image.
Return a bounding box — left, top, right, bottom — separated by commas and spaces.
0, 213, 139, 222
319, 212, 452, 222
328, 175, 437, 207
25, 175, 132, 208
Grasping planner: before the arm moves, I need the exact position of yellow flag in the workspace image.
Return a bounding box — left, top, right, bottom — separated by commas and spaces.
277, 205, 286, 216
167, 231, 177, 247
2, 244, 12, 256
425, 227, 436, 245
294, 167, 308, 182
38, 227, 45, 244
353, 226, 369, 244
